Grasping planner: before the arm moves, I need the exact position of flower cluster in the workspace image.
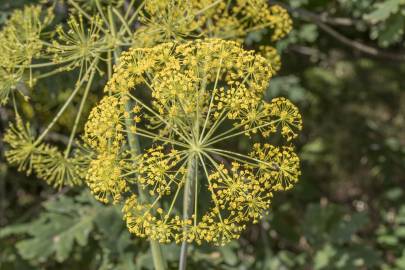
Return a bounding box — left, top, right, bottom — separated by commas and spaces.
135, 0, 292, 46
0, 5, 53, 68
47, 15, 105, 71
0, 5, 53, 104
2, 1, 292, 191
3, 114, 84, 188
84, 39, 302, 245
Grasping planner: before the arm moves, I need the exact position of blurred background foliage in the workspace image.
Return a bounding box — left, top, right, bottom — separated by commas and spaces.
1, 0, 405, 269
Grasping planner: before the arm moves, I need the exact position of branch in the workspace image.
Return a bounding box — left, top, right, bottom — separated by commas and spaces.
315, 22, 405, 61
273, 1, 405, 61
287, 44, 325, 59
317, 13, 360, 27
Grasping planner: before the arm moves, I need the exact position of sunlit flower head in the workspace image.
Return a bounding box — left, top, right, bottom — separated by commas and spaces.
0, 5, 53, 102
3, 115, 39, 175
84, 39, 302, 245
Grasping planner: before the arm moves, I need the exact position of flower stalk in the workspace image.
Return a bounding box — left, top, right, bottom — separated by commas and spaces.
124, 101, 167, 270
179, 155, 198, 270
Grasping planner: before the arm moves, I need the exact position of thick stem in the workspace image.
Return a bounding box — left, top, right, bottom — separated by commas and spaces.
110, 8, 165, 265
124, 102, 167, 270
150, 240, 167, 270
179, 155, 197, 270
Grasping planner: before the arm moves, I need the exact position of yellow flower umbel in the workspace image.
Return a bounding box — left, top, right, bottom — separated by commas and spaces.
0, 5, 53, 68
0, 5, 53, 104
47, 14, 105, 71
84, 39, 302, 246
3, 114, 87, 188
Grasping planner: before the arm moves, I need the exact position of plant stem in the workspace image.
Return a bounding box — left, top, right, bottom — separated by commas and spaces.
179, 155, 197, 270
64, 67, 96, 157
124, 101, 167, 270
109, 8, 166, 266
34, 59, 98, 145
150, 240, 167, 270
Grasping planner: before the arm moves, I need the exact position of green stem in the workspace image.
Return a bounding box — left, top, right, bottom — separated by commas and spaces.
34, 59, 98, 145
64, 67, 96, 157
108, 8, 165, 265
150, 241, 167, 270
124, 101, 167, 270
95, 0, 110, 28
179, 155, 197, 270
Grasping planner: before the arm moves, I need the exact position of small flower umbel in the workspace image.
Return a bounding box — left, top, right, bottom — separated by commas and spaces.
48, 14, 105, 71
0, 5, 53, 104
3, 113, 87, 188
84, 39, 303, 246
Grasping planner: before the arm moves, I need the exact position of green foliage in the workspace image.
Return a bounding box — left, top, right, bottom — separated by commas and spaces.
364, 0, 405, 23
365, 0, 405, 47
377, 195, 405, 270
266, 75, 308, 103
0, 191, 141, 269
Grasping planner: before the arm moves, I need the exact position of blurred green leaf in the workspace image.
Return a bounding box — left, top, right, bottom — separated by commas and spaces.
15, 198, 95, 262
314, 244, 336, 270
364, 0, 405, 23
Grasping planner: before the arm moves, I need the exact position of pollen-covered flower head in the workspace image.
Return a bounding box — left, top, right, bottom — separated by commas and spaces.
84, 39, 302, 246
138, 0, 207, 41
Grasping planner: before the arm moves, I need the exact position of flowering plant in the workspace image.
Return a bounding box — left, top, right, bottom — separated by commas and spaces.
1, 1, 299, 269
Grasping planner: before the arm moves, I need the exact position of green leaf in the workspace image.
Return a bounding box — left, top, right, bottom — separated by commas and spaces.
16, 238, 55, 263
314, 244, 336, 270
9, 191, 99, 263
377, 235, 398, 246
372, 13, 405, 47
395, 227, 405, 238
364, 0, 405, 23
384, 187, 404, 201
16, 211, 94, 263
298, 24, 319, 43
330, 212, 369, 244
266, 75, 308, 103
219, 246, 238, 266
0, 223, 36, 238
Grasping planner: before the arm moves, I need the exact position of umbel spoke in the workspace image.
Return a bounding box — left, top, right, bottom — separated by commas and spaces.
128, 93, 193, 145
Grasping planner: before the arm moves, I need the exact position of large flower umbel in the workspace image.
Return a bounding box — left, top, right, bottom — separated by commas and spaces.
84, 39, 302, 246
